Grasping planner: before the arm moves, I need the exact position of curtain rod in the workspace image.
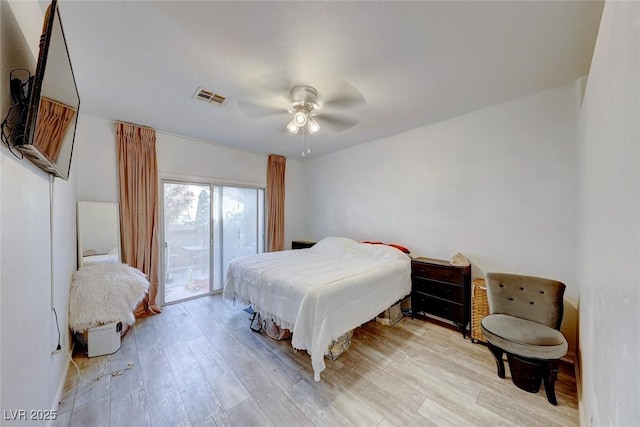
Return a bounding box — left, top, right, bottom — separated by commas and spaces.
114, 122, 270, 158
113, 120, 155, 131
42, 97, 77, 112
155, 129, 266, 156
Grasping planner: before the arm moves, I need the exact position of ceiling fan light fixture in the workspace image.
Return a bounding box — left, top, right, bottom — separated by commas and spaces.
308, 117, 320, 134
293, 110, 307, 126
287, 119, 300, 134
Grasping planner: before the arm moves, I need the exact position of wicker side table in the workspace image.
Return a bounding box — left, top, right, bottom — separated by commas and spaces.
471, 278, 490, 343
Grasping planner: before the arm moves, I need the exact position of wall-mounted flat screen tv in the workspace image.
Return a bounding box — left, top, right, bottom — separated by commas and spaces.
16, 0, 80, 180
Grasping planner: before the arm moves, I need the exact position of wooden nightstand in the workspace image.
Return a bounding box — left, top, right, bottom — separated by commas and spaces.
411, 257, 471, 338
291, 240, 316, 249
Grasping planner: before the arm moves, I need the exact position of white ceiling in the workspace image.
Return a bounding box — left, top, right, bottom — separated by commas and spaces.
58, 1, 604, 159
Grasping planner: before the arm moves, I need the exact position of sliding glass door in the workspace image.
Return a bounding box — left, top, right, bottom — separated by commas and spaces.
161, 180, 264, 304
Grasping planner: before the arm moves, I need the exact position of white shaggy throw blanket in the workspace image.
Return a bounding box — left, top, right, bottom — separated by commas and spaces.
69, 263, 149, 332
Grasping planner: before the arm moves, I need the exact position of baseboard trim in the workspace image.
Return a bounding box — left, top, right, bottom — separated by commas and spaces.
49, 341, 75, 426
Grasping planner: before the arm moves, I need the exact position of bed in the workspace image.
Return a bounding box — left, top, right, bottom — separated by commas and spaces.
82, 247, 120, 266
223, 236, 411, 381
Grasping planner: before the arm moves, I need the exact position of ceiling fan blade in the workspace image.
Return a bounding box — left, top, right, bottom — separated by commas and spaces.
237, 100, 288, 119
250, 70, 297, 97
318, 113, 359, 133
321, 82, 366, 110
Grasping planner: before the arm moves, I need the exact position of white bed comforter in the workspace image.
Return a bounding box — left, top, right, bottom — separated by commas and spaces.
223, 236, 411, 381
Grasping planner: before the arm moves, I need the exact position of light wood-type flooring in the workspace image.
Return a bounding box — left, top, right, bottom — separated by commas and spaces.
54, 294, 578, 427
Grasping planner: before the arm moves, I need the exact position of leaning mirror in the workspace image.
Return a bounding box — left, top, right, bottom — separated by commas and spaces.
77, 201, 121, 267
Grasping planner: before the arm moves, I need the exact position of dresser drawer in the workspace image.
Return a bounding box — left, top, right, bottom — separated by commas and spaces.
413, 277, 464, 303
413, 293, 465, 324
411, 262, 466, 286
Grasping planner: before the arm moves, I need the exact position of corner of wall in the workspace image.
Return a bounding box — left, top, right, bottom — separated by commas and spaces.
5, 0, 43, 60
575, 75, 589, 111
573, 296, 587, 426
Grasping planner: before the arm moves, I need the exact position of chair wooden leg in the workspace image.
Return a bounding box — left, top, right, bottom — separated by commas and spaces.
487, 342, 506, 378
543, 361, 559, 405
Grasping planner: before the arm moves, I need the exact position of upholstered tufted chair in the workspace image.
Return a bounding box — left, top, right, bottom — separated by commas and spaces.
480, 273, 568, 405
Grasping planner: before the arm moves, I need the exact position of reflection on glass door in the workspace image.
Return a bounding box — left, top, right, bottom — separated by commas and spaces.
162, 181, 211, 304
212, 186, 264, 291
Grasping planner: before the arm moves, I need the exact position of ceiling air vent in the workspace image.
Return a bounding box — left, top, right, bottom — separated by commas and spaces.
193, 87, 228, 106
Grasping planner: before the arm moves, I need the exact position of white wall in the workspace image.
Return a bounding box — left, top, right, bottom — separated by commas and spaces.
304, 81, 581, 356
1, 0, 77, 420
282, 156, 304, 249
75, 115, 119, 203
577, 1, 639, 425
156, 133, 266, 185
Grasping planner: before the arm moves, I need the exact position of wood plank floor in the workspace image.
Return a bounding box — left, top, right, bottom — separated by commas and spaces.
54, 295, 578, 427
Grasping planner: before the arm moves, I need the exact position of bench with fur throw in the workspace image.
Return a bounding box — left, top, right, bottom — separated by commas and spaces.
69, 263, 149, 332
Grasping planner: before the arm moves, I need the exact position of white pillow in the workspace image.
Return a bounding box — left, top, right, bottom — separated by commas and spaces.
309, 236, 360, 254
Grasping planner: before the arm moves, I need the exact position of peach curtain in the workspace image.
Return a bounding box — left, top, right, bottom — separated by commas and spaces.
266, 154, 286, 252
34, 97, 76, 162
115, 122, 161, 317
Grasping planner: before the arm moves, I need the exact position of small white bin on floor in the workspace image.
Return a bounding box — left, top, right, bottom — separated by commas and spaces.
87, 322, 122, 357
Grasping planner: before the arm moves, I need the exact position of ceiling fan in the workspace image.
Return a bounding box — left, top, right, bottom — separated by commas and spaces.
286, 85, 321, 135
238, 78, 365, 134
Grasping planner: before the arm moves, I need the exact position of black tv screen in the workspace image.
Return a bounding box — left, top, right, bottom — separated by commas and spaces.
18, 0, 80, 180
